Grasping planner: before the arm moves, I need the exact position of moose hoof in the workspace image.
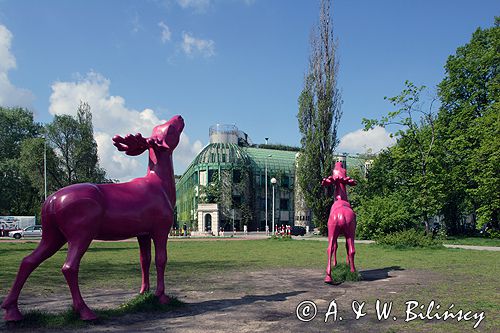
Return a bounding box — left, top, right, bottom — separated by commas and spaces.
3, 306, 23, 322
156, 294, 171, 305
324, 275, 333, 284
78, 307, 98, 321
139, 286, 150, 294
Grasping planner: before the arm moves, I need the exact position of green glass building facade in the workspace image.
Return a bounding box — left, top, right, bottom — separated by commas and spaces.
176, 125, 369, 233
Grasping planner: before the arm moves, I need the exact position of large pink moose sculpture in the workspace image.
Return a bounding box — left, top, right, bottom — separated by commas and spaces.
321, 161, 357, 284
1, 115, 184, 321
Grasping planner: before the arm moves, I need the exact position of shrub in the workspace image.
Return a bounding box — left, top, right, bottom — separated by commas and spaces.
376, 229, 443, 249
356, 192, 417, 239
329, 263, 362, 283
486, 229, 500, 239
270, 234, 293, 241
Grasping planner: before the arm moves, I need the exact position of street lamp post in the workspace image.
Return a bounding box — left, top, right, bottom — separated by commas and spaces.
44, 131, 47, 200
265, 152, 271, 235
271, 177, 277, 235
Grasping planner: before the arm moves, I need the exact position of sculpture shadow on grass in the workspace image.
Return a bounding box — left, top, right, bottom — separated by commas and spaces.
359, 266, 404, 282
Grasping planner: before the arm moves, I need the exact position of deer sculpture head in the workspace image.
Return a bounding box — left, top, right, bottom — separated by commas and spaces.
112, 115, 185, 157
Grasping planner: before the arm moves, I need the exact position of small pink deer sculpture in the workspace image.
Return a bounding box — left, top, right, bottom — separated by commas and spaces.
321, 161, 357, 284
1, 115, 184, 321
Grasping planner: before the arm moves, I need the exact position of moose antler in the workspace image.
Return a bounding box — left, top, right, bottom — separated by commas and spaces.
112, 133, 154, 156
321, 175, 357, 187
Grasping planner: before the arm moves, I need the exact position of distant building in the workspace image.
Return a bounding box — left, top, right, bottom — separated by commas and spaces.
175, 124, 368, 233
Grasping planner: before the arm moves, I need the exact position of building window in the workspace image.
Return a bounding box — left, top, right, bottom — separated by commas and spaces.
259, 198, 265, 209
280, 199, 289, 210
233, 169, 241, 183
281, 175, 289, 188
208, 169, 216, 182
233, 195, 242, 206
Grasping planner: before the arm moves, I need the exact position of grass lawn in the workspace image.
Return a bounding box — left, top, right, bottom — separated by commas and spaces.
0, 239, 498, 331
443, 236, 500, 247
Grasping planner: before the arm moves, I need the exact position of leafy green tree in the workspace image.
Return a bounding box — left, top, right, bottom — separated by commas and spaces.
46, 101, 107, 186
436, 17, 499, 231
362, 81, 442, 233
0, 107, 41, 160
0, 107, 41, 215
297, 0, 342, 234
74, 102, 106, 183
19, 137, 63, 197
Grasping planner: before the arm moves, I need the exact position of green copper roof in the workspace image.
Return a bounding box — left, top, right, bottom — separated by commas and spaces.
189, 143, 251, 167
243, 147, 297, 173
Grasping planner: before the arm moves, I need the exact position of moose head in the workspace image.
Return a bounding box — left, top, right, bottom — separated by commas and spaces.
112, 115, 185, 156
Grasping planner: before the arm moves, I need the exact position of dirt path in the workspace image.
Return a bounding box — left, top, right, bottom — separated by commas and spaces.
2, 266, 495, 333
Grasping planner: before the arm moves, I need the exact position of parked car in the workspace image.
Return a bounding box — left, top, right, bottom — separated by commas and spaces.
290, 226, 306, 236
9, 225, 42, 239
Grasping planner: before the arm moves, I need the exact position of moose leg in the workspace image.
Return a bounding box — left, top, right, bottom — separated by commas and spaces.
62, 239, 96, 321
325, 224, 340, 284
152, 234, 170, 304
2, 235, 66, 321
325, 227, 333, 283
345, 236, 356, 273
345, 241, 350, 265
137, 235, 151, 294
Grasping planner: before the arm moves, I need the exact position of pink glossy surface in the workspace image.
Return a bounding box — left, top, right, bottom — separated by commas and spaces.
1, 115, 184, 321
322, 161, 358, 284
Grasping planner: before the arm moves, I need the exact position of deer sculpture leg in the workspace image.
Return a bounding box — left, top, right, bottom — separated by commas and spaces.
137, 235, 151, 294
1, 229, 66, 321
152, 233, 170, 304
345, 241, 350, 265
325, 222, 340, 284
345, 236, 356, 272
61, 237, 96, 321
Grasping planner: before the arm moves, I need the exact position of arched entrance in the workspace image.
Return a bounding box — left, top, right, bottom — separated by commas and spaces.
197, 203, 219, 235
205, 214, 212, 232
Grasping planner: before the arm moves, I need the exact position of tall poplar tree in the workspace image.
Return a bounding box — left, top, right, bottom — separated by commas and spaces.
297, 0, 342, 233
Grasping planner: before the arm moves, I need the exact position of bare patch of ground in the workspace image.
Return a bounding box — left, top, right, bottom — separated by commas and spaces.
4, 266, 490, 333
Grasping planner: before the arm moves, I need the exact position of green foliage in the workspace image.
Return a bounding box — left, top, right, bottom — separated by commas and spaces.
297, 0, 342, 234
0, 107, 42, 215
46, 101, 107, 186
356, 192, 418, 239
436, 19, 500, 232
199, 175, 221, 204
253, 143, 300, 152
270, 234, 293, 241
19, 138, 64, 196
362, 81, 441, 233
486, 229, 500, 239
0, 107, 41, 160
329, 263, 362, 283
376, 229, 444, 249
355, 19, 499, 237
0, 102, 108, 216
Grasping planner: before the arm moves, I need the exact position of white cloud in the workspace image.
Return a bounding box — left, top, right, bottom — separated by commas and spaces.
177, 0, 211, 12
181, 32, 215, 58
0, 25, 35, 108
49, 71, 202, 181
174, 0, 254, 12
131, 13, 143, 33
337, 127, 396, 154
158, 21, 172, 43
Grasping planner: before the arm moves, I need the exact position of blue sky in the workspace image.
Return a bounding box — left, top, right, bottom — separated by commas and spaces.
0, 0, 498, 180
